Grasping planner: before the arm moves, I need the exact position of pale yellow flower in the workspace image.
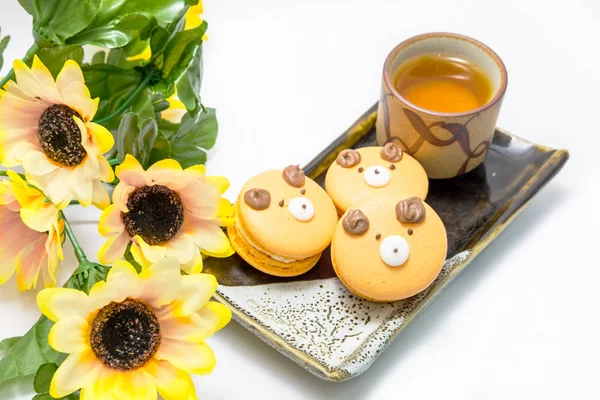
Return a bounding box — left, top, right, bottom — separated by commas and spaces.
0, 57, 115, 209
0, 171, 64, 290
98, 155, 234, 274
161, 91, 187, 123
37, 258, 231, 399
185, 2, 205, 31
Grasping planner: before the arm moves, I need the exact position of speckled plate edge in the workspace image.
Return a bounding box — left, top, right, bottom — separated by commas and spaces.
213, 103, 569, 382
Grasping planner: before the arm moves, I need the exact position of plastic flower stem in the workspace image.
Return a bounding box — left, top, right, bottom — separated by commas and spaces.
59, 211, 89, 265
94, 72, 156, 124
108, 158, 120, 167
0, 43, 40, 89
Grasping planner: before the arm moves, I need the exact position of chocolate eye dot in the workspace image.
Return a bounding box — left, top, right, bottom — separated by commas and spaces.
390, 164, 396, 170
358, 167, 364, 173
375, 233, 381, 240
278, 199, 284, 207
300, 189, 306, 195
408, 229, 413, 235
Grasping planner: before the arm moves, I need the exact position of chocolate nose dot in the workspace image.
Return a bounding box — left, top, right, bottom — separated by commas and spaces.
374, 169, 380, 175
393, 248, 398, 253
302, 204, 307, 209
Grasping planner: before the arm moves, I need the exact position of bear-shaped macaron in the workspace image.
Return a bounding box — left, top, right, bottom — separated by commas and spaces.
228, 165, 338, 277
325, 143, 429, 214
331, 195, 447, 302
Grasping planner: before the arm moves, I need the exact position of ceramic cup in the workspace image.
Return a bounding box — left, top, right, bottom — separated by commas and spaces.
376, 33, 508, 179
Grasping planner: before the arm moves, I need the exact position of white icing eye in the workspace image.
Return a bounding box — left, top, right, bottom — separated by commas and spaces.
379, 235, 409, 267
288, 197, 315, 221
364, 165, 391, 188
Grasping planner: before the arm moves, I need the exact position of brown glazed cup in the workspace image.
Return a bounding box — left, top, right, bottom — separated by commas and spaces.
376, 33, 508, 179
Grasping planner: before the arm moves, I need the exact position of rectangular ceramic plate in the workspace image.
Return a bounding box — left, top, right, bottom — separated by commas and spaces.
204, 103, 569, 382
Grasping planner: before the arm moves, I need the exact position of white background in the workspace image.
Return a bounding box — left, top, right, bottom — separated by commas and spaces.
1, 0, 599, 399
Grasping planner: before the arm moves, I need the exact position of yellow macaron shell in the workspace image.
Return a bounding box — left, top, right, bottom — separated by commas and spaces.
325, 146, 429, 213
331, 195, 447, 302
237, 169, 338, 260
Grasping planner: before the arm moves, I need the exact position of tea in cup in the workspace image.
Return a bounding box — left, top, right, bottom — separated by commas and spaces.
376, 33, 508, 179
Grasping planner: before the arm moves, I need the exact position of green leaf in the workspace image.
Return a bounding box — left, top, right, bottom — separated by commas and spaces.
29, 0, 102, 44
124, 243, 143, 273
33, 363, 57, 394
17, 0, 34, 14
36, 44, 84, 77
115, 113, 168, 168
158, 119, 180, 140
32, 394, 53, 400
148, 132, 171, 165
67, 0, 189, 48
176, 43, 203, 112
0, 28, 10, 71
0, 316, 62, 386
160, 22, 207, 83
91, 50, 106, 65
82, 64, 144, 122
106, 36, 150, 68
0, 336, 21, 352
169, 107, 218, 168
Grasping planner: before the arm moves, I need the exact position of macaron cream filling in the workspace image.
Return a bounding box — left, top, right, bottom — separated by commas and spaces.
235, 216, 300, 263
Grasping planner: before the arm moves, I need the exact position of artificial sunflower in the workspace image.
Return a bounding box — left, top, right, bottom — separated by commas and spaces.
0, 56, 115, 209
0, 171, 64, 290
98, 155, 234, 274
37, 258, 231, 399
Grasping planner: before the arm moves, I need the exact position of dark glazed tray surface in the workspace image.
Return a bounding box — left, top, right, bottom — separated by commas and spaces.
205, 103, 569, 381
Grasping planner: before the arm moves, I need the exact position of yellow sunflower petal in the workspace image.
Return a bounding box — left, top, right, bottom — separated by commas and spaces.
180, 246, 203, 275
98, 204, 124, 236
98, 155, 114, 182
13, 56, 61, 103
136, 236, 167, 263
61, 82, 97, 121
22, 149, 59, 176
206, 175, 229, 195
97, 231, 131, 265
50, 351, 104, 398
190, 223, 234, 257
137, 257, 182, 308
56, 59, 85, 95
167, 273, 217, 318
69, 163, 93, 207
79, 366, 117, 400
91, 180, 110, 210
163, 234, 195, 265
156, 338, 216, 375
88, 261, 141, 310
48, 315, 89, 353
130, 242, 152, 269
147, 158, 183, 182
160, 308, 227, 343
116, 155, 149, 187
198, 301, 232, 333
183, 164, 206, 177
86, 122, 114, 154
145, 360, 197, 400
37, 288, 91, 322
113, 368, 157, 400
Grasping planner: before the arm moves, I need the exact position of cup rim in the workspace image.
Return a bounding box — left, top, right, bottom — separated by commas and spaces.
383, 32, 508, 118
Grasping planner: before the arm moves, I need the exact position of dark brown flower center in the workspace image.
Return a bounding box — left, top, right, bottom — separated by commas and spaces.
123, 185, 184, 245
38, 104, 87, 167
90, 299, 160, 371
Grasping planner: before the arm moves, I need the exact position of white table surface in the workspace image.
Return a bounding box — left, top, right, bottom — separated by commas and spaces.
1, 1, 599, 399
